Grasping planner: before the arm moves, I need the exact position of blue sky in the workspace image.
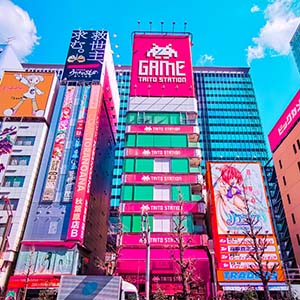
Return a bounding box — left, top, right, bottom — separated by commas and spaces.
0, 0, 299, 148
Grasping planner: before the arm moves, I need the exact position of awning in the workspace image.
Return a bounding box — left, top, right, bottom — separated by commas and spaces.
116, 248, 210, 280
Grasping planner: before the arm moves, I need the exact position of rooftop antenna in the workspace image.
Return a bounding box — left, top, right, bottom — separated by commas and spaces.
172, 21, 176, 33
184, 21, 187, 33
149, 21, 152, 31
137, 20, 141, 31
161, 21, 164, 32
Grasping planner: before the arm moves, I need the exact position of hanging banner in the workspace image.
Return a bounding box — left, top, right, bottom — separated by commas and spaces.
67, 85, 103, 242
126, 125, 199, 134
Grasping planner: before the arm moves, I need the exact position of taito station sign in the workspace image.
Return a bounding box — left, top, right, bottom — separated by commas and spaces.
130, 34, 194, 97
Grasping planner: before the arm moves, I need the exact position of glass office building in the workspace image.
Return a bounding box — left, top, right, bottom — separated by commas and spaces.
290, 23, 300, 75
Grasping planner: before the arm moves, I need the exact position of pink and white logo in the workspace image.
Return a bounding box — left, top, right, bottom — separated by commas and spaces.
147, 44, 178, 60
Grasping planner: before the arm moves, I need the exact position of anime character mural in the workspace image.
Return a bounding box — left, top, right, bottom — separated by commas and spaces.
212, 163, 272, 235
4, 74, 45, 117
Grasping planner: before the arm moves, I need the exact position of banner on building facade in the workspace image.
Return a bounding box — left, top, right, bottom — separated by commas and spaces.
130, 34, 194, 97
62, 30, 107, 82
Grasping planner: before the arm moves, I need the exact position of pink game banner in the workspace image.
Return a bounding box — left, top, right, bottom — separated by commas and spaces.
67, 85, 103, 242
130, 34, 194, 97
121, 202, 199, 213
122, 173, 200, 184
122, 233, 207, 247
268, 90, 300, 152
124, 147, 201, 158
126, 125, 198, 134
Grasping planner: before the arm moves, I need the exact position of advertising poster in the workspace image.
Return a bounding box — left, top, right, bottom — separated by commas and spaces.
0, 71, 55, 119
210, 162, 272, 235
42, 86, 76, 201
34, 250, 55, 274
63, 86, 90, 202
67, 85, 103, 242
130, 34, 194, 97
62, 30, 107, 82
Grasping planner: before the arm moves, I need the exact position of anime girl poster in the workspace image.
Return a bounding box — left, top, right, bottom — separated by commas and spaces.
210, 163, 273, 235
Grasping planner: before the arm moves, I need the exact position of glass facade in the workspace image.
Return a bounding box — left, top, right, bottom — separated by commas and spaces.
290, 23, 300, 75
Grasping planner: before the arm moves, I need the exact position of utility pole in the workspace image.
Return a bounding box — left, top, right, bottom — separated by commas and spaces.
141, 206, 150, 300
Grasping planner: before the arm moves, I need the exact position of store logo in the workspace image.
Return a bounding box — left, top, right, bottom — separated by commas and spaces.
146, 44, 177, 60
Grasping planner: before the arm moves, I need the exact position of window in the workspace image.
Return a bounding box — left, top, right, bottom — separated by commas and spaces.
154, 185, 171, 201
134, 185, 153, 201
298, 161, 300, 172
15, 136, 35, 146
279, 160, 282, 169
283, 176, 286, 186
292, 213, 296, 224
0, 224, 6, 237
287, 194, 291, 204
153, 216, 172, 232
0, 198, 19, 210
297, 139, 300, 150
154, 158, 170, 173
293, 144, 297, 154
171, 158, 189, 173
3, 176, 25, 187
297, 234, 300, 246
136, 159, 153, 172
9, 156, 30, 166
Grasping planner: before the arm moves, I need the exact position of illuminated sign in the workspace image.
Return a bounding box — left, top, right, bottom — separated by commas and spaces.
122, 173, 201, 184
124, 147, 201, 158
130, 34, 194, 97
126, 125, 199, 134
268, 90, 300, 152
62, 30, 107, 82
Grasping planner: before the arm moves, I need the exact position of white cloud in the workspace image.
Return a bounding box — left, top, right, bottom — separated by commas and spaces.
250, 5, 260, 13
197, 54, 215, 66
247, 0, 300, 65
0, 0, 39, 61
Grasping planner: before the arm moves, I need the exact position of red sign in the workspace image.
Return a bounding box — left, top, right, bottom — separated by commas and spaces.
67, 85, 103, 242
268, 90, 300, 152
122, 233, 207, 247
130, 34, 194, 97
124, 147, 201, 158
122, 173, 200, 184
8, 275, 60, 288
121, 202, 200, 214
126, 125, 198, 134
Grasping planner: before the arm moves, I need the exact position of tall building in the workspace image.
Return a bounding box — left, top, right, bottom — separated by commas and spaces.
290, 23, 300, 75
0, 68, 59, 291
6, 30, 119, 298
114, 33, 210, 298
268, 89, 300, 268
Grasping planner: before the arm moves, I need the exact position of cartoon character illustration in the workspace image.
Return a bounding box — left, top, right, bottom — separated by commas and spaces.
214, 165, 247, 234
146, 43, 178, 60
4, 74, 45, 117
38, 251, 53, 273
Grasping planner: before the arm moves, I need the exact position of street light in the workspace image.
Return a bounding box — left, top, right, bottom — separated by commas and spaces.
141, 205, 150, 300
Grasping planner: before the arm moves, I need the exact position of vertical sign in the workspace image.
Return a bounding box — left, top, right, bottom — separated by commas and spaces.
62, 30, 107, 82
42, 86, 76, 201
67, 85, 103, 242
130, 34, 194, 97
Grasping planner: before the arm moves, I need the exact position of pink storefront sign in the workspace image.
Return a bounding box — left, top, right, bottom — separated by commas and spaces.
126, 125, 198, 134
124, 147, 201, 158
122, 173, 200, 184
130, 34, 194, 97
121, 202, 199, 213
268, 90, 300, 152
66, 85, 103, 242
121, 233, 207, 247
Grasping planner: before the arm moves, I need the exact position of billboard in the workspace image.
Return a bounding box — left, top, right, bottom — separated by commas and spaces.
207, 162, 285, 284
130, 34, 194, 97
42, 86, 77, 201
268, 90, 300, 152
62, 30, 107, 82
209, 162, 272, 235
0, 71, 56, 120
126, 125, 199, 134
67, 85, 103, 242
